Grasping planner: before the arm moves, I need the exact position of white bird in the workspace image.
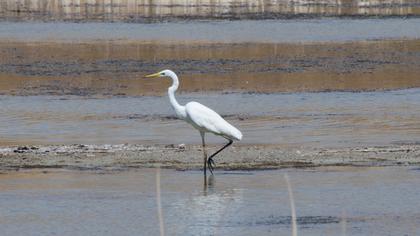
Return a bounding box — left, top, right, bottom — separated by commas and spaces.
145, 70, 242, 176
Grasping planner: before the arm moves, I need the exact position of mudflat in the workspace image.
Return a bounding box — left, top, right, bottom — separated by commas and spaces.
1, 39, 420, 96
0, 144, 419, 171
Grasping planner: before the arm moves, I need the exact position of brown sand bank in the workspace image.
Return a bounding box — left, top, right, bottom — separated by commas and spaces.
1, 40, 420, 96
0, 144, 419, 171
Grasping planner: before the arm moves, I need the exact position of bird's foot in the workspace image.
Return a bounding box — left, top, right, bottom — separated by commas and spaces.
207, 157, 215, 175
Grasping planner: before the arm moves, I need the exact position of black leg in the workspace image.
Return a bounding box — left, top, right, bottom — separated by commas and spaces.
207, 139, 233, 174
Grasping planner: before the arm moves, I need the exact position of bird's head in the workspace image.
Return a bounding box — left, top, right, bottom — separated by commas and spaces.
144, 69, 174, 78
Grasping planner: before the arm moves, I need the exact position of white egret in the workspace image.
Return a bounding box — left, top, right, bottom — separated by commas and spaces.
145, 70, 242, 176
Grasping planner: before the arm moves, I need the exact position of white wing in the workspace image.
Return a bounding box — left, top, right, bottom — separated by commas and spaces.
185, 102, 242, 141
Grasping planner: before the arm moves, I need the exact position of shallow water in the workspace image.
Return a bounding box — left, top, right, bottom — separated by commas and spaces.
2, 19, 420, 43
1, 18, 419, 148
0, 167, 419, 235
1, 89, 419, 147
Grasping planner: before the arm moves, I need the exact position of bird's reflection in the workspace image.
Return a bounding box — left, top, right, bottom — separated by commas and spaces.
163, 172, 243, 235
203, 174, 215, 195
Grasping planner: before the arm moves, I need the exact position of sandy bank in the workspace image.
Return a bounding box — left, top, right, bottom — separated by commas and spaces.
0, 144, 419, 171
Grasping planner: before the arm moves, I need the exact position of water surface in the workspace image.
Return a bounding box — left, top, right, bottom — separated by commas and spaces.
0, 167, 419, 235
2, 19, 420, 43
1, 89, 419, 147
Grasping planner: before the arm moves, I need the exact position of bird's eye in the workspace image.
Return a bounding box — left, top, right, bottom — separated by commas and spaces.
161, 73, 165, 76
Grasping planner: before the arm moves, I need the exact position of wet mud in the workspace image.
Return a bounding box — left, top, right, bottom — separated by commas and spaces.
1, 40, 420, 96
0, 143, 419, 171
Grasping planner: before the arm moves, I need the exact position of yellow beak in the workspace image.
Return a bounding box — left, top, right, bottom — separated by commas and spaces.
144, 72, 161, 78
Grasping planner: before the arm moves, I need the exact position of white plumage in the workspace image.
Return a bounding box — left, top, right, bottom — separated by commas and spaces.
145, 69, 242, 176
185, 102, 242, 141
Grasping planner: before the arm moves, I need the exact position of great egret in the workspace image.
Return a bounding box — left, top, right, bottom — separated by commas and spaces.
145, 70, 242, 176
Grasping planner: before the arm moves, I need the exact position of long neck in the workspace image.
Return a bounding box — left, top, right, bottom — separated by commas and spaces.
167, 72, 186, 119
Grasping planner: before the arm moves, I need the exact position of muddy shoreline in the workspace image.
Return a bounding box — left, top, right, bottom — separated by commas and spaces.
0, 144, 419, 172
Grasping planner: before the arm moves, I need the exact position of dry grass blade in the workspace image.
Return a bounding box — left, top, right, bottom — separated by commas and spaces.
156, 167, 165, 236
284, 173, 298, 236
341, 209, 347, 236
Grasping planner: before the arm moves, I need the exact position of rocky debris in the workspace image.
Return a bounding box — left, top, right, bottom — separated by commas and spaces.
2, 144, 155, 155
177, 143, 186, 150
13, 146, 39, 153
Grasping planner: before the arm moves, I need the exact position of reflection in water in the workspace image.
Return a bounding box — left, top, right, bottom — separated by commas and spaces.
1, 0, 420, 21
1, 168, 419, 235
181, 174, 244, 235
204, 174, 215, 194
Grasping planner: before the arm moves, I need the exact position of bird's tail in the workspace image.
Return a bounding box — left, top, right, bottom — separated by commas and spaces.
230, 126, 243, 141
